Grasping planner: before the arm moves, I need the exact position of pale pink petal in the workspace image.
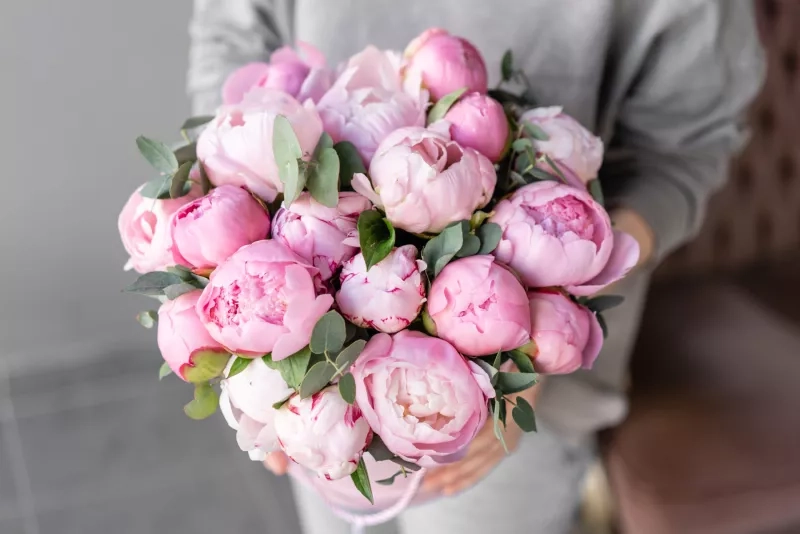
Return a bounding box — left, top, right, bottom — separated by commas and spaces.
467, 361, 496, 399
566, 230, 640, 296
583, 310, 604, 369
222, 63, 271, 105
351, 174, 383, 208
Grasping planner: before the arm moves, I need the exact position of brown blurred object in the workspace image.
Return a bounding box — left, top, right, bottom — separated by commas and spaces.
604, 1, 800, 533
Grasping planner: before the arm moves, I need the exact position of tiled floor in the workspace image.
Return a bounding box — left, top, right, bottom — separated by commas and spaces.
0, 351, 301, 534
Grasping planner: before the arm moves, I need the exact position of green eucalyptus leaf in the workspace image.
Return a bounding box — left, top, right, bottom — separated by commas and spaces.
181, 115, 215, 131
492, 398, 508, 453
511, 138, 533, 153
335, 339, 367, 374
166, 265, 194, 281
272, 395, 292, 410
469, 211, 492, 230
139, 176, 173, 199
492, 350, 503, 369
182, 351, 230, 383
456, 234, 481, 258
170, 161, 194, 199
588, 179, 605, 206
299, 361, 336, 398
391, 457, 421, 472
522, 122, 550, 141
507, 349, 535, 374
501, 50, 514, 82
333, 141, 366, 190
477, 223, 503, 255
586, 295, 624, 313
544, 155, 569, 184
264, 347, 313, 389
313, 132, 334, 158
528, 167, 561, 183
495, 372, 538, 395
310, 311, 347, 354
136, 136, 179, 175
183, 382, 219, 420
174, 143, 197, 166
158, 361, 173, 380
350, 457, 374, 504
137, 310, 158, 329
366, 436, 395, 462
427, 87, 468, 124
307, 147, 340, 208
421, 221, 468, 277
511, 396, 537, 432
227, 356, 252, 379
163, 283, 198, 300
376, 470, 405, 486
338, 372, 356, 404
597, 313, 609, 339
126, 271, 184, 296
358, 211, 396, 270
273, 115, 304, 205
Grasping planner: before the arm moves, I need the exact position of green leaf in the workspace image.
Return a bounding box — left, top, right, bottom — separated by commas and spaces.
166, 265, 194, 281
273, 115, 304, 205
350, 457, 374, 504
492, 398, 508, 453
174, 143, 197, 166
597, 313, 609, 339
137, 310, 158, 329
199, 162, 212, 195
421, 221, 468, 277
170, 161, 194, 199
357, 211, 396, 270
139, 176, 172, 199
588, 179, 605, 206
528, 167, 560, 183
163, 283, 198, 300
507, 349, 535, 374
472, 358, 498, 379
469, 211, 492, 231
227, 356, 252, 379
586, 295, 624, 313
390, 457, 421, 472
310, 311, 347, 354
456, 234, 481, 258
512, 397, 537, 432
476, 223, 503, 255
183, 351, 230, 383
522, 122, 550, 141
511, 138, 532, 153
427, 87, 467, 124
313, 132, 334, 158
338, 372, 356, 404
334, 141, 367, 190
501, 50, 514, 82
125, 271, 184, 296
376, 470, 405, 486
264, 347, 313, 389
492, 350, 503, 369
181, 115, 215, 131
272, 395, 292, 410
544, 155, 569, 184
158, 361, 173, 380
495, 372, 538, 395
299, 361, 336, 398
335, 339, 367, 374
183, 382, 219, 420
307, 147, 340, 208
136, 136, 179, 175
366, 435, 395, 461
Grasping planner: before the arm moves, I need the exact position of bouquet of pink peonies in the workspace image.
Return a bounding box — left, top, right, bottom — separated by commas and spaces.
118, 27, 639, 517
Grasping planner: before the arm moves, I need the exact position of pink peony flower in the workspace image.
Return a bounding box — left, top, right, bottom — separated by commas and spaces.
157, 291, 230, 383
219, 356, 295, 461
316, 46, 428, 164
336, 245, 426, 333
195, 240, 334, 360
197, 88, 323, 202
443, 93, 510, 162
525, 290, 603, 375
427, 255, 531, 356
171, 185, 271, 269
521, 107, 604, 187
351, 330, 494, 467
274, 387, 372, 480
222, 42, 333, 105
271, 192, 371, 281
403, 28, 488, 101
352, 126, 496, 233
490, 181, 640, 296
118, 183, 201, 273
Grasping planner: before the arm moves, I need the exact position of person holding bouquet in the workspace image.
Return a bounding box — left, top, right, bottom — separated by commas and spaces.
184, 1, 764, 532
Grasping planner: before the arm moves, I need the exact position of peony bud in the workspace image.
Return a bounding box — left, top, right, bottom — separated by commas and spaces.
444, 93, 510, 162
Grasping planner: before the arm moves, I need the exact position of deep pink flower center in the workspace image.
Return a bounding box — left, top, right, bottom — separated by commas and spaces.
207, 271, 288, 327
527, 196, 598, 243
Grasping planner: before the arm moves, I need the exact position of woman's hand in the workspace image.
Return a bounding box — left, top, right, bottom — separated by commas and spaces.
421, 383, 540, 496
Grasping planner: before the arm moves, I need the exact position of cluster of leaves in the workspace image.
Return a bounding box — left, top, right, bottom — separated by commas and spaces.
426, 87, 467, 125
273, 116, 365, 208
349, 435, 425, 503
136, 116, 215, 200
126, 265, 209, 302
577, 294, 625, 339
421, 218, 502, 278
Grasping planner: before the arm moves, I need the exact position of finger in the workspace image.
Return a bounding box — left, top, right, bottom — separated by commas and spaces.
422, 430, 503, 490
443, 458, 499, 496
263, 451, 289, 475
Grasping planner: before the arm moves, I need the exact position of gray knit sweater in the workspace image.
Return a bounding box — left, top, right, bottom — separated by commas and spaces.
187, 0, 764, 261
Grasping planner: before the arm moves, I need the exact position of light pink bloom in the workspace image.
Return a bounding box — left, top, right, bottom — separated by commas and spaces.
222, 42, 333, 105
443, 93, 509, 162
352, 126, 496, 233
521, 107, 604, 187
197, 88, 323, 202
171, 185, 270, 269
219, 356, 294, 461
336, 245, 426, 333
490, 181, 640, 296
525, 290, 603, 375
157, 291, 229, 383
274, 387, 372, 480
427, 255, 531, 356
403, 28, 488, 101
271, 192, 371, 281
196, 240, 333, 360
350, 330, 494, 467
316, 46, 428, 164
118, 183, 201, 273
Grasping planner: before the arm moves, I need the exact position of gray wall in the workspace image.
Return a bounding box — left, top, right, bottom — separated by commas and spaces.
0, 1, 194, 370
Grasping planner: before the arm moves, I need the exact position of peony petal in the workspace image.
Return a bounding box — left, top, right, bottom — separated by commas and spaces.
566, 230, 640, 296
467, 361, 496, 399
222, 63, 271, 106
583, 309, 604, 369
351, 174, 383, 208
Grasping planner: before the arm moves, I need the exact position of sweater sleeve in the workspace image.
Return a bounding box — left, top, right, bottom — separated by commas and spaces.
187, 0, 294, 115
601, 0, 765, 262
